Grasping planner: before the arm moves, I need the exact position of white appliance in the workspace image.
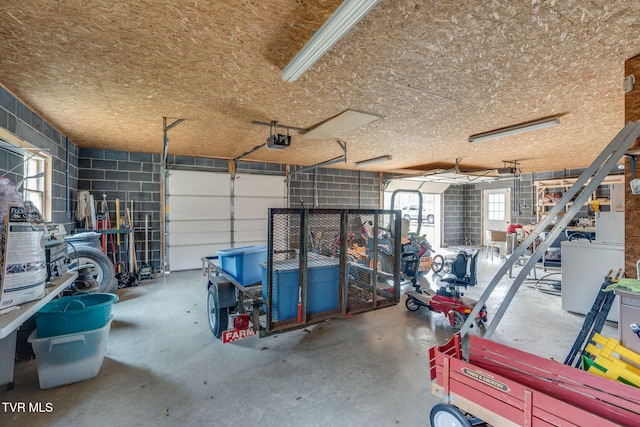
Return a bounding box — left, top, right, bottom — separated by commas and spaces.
595, 211, 624, 244
561, 240, 623, 322
615, 289, 640, 356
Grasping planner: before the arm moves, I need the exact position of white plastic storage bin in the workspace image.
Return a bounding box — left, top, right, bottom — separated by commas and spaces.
27, 316, 113, 389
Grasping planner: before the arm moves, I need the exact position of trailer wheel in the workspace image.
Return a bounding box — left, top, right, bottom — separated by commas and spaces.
430, 403, 472, 427
208, 285, 229, 339
405, 295, 420, 312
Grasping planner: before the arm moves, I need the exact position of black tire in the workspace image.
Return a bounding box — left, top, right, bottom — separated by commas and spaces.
430, 403, 472, 427
431, 254, 445, 273
208, 285, 229, 339
426, 214, 435, 224
451, 311, 466, 328
405, 296, 420, 312
68, 246, 117, 293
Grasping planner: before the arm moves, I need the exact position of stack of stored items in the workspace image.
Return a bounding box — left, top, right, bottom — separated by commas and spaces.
27, 293, 117, 388
0, 178, 47, 312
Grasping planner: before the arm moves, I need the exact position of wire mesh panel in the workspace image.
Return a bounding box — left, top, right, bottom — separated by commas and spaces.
265, 209, 400, 333
345, 210, 400, 314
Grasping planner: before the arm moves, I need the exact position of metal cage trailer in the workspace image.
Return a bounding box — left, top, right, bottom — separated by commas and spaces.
428, 333, 640, 426
204, 208, 403, 343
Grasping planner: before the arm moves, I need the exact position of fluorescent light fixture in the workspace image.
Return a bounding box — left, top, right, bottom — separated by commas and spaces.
468, 116, 560, 144
281, 0, 383, 82
355, 155, 391, 167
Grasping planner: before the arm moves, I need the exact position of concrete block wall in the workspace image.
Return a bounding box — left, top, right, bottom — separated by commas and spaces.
463, 186, 482, 245
76, 154, 380, 271
77, 148, 162, 268
289, 167, 380, 209
0, 85, 78, 228
442, 185, 465, 246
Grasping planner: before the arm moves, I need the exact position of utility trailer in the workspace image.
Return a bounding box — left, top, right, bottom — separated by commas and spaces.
203, 209, 402, 343
428, 333, 640, 426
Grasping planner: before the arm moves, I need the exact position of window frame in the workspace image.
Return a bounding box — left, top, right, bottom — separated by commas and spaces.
23, 151, 51, 221
487, 193, 506, 221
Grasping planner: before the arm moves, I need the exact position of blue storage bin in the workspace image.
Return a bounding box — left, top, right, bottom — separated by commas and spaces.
217, 245, 267, 286
35, 293, 118, 338
262, 257, 340, 321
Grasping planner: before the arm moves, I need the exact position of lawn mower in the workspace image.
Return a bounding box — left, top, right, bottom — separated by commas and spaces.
404, 250, 487, 328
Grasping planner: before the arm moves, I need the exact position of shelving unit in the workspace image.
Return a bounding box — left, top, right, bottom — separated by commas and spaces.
535, 174, 624, 222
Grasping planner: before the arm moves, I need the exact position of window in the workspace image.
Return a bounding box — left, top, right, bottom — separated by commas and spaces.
23, 152, 50, 221
487, 193, 506, 221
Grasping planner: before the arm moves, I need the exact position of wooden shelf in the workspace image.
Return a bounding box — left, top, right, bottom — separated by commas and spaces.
535, 175, 624, 222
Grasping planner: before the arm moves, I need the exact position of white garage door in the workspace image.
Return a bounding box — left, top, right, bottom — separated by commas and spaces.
167, 170, 286, 271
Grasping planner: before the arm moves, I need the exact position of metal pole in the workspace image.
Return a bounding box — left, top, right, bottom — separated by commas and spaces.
160, 117, 184, 273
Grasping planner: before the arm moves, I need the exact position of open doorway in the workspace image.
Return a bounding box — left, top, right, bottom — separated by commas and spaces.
384, 190, 442, 249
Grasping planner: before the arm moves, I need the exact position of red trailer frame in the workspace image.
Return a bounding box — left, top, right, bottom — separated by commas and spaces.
429, 334, 640, 426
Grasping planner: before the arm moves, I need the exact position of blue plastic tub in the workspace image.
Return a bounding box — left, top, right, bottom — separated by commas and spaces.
217, 245, 267, 286
261, 257, 340, 321
35, 293, 118, 338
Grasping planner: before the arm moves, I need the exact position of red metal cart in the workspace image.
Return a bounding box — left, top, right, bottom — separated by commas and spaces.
428, 333, 640, 426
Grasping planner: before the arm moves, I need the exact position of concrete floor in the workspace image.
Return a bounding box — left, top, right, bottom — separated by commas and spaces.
0, 250, 617, 426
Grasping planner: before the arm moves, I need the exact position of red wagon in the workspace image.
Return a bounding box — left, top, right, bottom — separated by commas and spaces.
428, 333, 640, 426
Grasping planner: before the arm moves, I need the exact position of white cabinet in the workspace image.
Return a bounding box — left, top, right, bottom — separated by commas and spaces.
561, 241, 624, 322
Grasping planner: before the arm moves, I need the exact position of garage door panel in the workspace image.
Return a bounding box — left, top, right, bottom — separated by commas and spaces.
235, 230, 267, 245
168, 220, 230, 234
234, 197, 282, 219
169, 243, 232, 271
233, 238, 267, 247
168, 196, 230, 220
167, 171, 230, 196
234, 174, 285, 197
169, 231, 231, 246
234, 219, 267, 245
234, 219, 267, 231
168, 171, 284, 271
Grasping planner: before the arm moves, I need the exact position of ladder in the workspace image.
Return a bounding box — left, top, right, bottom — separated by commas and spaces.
459, 121, 640, 343
564, 269, 623, 368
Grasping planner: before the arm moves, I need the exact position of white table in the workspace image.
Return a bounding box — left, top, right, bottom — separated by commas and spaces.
0, 271, 78, 389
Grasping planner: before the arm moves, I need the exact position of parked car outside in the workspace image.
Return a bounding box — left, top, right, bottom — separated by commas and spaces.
401, 205, 435, 224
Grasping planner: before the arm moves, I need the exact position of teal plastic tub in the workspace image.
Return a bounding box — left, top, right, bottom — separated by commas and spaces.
35, 293, 118, 338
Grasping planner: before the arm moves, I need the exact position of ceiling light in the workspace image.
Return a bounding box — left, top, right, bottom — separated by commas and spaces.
468, 117, 560, 144
303, 109, 381, 140
281, 0, 383, 82
355, 155, 391, 167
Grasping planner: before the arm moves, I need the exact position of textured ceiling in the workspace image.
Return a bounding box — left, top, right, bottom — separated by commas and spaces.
1, 0, 640, 175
